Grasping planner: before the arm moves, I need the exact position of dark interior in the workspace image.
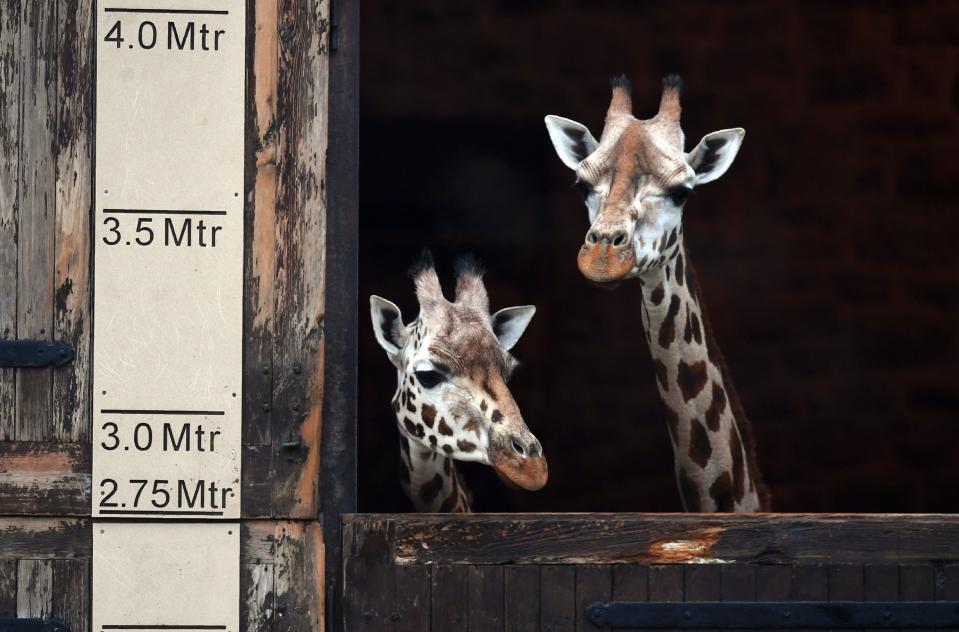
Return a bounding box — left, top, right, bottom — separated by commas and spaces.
358, 0, 959, 512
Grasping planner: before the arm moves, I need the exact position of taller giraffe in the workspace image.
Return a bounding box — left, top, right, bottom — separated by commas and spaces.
370, 254, 546, 512
545, 75, 770, 511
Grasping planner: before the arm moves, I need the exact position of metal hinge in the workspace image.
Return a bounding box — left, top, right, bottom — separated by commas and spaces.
586, 601, 959, 629
0, 619, 70, 632
0, 340, 75, 368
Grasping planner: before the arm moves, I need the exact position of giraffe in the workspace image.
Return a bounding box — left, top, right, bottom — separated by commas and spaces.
370, 253, 546, 512
544, 75, 770, 512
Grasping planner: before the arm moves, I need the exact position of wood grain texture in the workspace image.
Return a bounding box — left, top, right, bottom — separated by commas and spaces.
51, 559, 88, 632
431, 565, 468, 631
0, 518, 89, 559
16, 559, 51, 618
16, 0, 56, 441
0, 441, 89, 514
504, 564, 539, 632
0, 559, 15, 617
354, 514, 959, 566
244, 0, 278, 449
271, 0, 329, 518
242, 562, 274, 632
0, 0, 20, 441
468, 565, 505, 632
52, 0, 92, 443
540, 565, 575, 631
394, 564, 430, 632
574, 565, 610, 632
273, 521, 325, 631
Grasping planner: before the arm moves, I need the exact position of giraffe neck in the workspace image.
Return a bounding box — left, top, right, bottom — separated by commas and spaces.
398, 435, 472, 512
639, 234, 769, 511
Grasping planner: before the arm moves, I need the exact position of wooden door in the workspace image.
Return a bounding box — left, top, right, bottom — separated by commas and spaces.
0, 0, 358, 629
344, 514, 959, 631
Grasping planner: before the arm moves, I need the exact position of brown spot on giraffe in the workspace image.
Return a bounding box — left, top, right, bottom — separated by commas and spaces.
457, 439, 477, 453
438, 418, 454, 436
688, 419, 712, 468
421, 404, 436, 428
658, 294, 681, 348
463, 418, 482, 438
704, 382, 727, 432
676, 359, 708, 402
480, 399, 488, 412
650, 282, 665, 306
675, 252, 685, 287
691, 311, 702, 344
419, 474, 444, 504
709, 472, 735, 511
490, 409, 503, 424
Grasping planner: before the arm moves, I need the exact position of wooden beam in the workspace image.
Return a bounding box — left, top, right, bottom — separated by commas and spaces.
342, 514, 959, 566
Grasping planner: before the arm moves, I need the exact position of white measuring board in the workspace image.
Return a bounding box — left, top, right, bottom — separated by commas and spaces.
92, 0, 245, 520
93, 523, 240, 632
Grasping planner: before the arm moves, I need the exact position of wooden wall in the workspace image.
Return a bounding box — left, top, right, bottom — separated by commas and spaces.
0, 0, 334, 627
344, 514, 959, 631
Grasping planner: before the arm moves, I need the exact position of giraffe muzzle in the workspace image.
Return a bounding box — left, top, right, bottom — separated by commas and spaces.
578, 230, 636, 284
491, 434, 548, 491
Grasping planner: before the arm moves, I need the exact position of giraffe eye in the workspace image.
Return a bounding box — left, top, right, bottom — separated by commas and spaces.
415, 370, 445, 388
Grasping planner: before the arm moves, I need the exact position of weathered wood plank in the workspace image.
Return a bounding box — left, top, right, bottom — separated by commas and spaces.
271, 0, 328, 518
16, 0, 57, 441
613, 564, 648, 602
540, 565, 575, 631
431, 565, 468, 631
505, 565, 539, 632
242, 444, 273, 518
0, 559, 15, 617
241, 563, 274, 632
16, 559, 51, 618
52, 0, 92, 442
575, 565, 610, 632
394, 564, 430, 632
685, 565, 720, 632
0, 0, 20, 441
0, 442, 89, 515
755, 565, 791, 600
828, 564, 864, 600
0, 518, 89, 559
273, 521, 324, 631
939, 563, 959, 600
899, 563, 935, 600
649, 565, 683, 632
51, 559, 88, 632
365, 514, 959, 565
468, 565, 505, 632
343, 516, 394, 631
721, 564, 756, 600
243, 0, 278, 449
863, 565, 897, 601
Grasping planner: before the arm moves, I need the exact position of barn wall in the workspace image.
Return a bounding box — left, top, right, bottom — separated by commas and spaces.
0, 0, 334, 627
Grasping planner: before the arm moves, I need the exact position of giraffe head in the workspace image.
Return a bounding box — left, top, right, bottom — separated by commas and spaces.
369, 254, 547, 491
545, 75, 745, 287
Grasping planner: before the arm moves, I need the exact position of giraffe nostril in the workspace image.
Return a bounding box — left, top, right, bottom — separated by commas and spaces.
526, 439, 542, 459
510, 437, 527, 458
611, 231, 628, 247
587, 231, 599, 244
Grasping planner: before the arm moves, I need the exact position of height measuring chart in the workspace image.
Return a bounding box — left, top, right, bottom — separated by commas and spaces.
92, 1, 244, 630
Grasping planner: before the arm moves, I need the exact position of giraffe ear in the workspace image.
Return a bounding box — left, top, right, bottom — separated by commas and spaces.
545, 115, 598, 170
370, 295, 409, 366
685, 128, 745, 185
491, 305, 536, 351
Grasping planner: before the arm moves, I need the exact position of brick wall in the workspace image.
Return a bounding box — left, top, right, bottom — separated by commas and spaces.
358, 0, 959, 512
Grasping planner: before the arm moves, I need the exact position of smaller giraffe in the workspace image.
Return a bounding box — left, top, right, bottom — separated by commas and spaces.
370, 253, 546, 512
